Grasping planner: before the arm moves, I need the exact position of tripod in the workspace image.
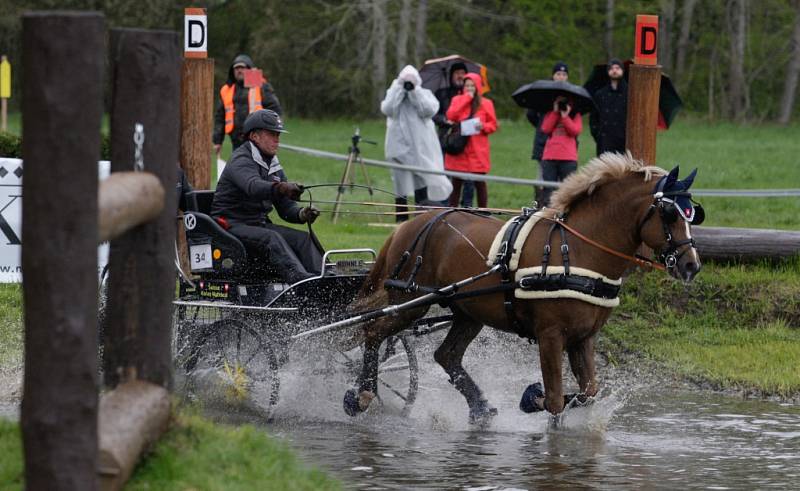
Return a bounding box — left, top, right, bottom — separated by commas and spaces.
331, 128, 375, 223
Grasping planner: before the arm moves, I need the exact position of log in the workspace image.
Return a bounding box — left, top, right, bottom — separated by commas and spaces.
98, 172, 165, 243
20, 12, 105, 490
694, 226, 800, 263
103, 28, 180, 389
97, 380, 171, 491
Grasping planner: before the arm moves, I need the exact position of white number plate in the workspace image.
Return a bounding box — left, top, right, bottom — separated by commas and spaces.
189, 244, 213, 270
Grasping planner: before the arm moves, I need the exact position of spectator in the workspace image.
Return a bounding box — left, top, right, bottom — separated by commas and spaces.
527, 61, 569, 205
432, 62, 475, 207
213, 54, 282, 155
444, 73, 497, 208
590, 58, 627, 156
381, 65, 453, 222
539, 95, 582, 206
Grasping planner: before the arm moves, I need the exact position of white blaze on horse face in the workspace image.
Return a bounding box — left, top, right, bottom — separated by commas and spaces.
683, 219, 701, 265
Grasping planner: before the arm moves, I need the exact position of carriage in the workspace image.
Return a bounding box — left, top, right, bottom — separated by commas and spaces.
171, 156, 704, 424
170, 190, 450, 417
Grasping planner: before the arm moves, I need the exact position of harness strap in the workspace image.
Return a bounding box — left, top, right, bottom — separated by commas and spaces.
540, 216, 667, 272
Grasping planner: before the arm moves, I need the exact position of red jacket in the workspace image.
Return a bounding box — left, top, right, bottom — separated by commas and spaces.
444, 73, 498, 174
541, 111, 582, 161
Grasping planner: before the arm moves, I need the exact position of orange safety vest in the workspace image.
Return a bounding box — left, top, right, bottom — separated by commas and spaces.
220, 84, 263, 134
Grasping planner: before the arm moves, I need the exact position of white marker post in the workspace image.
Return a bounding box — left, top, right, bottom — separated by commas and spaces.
183, 8, 207, 59
0, 55, 10, 131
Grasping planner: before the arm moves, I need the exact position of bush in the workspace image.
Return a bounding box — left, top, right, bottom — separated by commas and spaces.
0, 132, 21, 158
0, 132, 110, 160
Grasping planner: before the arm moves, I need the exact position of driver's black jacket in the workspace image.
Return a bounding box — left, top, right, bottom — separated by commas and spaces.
211, 141, 302, 225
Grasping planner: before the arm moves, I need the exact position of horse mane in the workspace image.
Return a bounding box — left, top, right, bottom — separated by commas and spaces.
549, 152, 667, 212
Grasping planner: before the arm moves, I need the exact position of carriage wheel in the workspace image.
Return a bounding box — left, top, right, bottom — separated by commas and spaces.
377, 335, 419, 416
175, 315, 280, 415
338, 335, 419, 417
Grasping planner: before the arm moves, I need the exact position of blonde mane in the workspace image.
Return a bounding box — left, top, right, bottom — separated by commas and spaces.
549, 152, 667, 212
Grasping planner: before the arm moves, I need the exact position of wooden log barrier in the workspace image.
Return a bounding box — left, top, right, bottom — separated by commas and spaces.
694, 226, 800, 263
97, 380, 170, 491
98, 172, 165, 243
20, 11, 106, 490
103, 28, 180, 389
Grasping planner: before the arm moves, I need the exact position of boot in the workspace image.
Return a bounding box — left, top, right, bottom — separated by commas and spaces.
395, 197, 409, 223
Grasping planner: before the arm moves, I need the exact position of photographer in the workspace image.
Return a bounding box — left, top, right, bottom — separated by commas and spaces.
538, 95, 582, 206
381, 65, 452, 222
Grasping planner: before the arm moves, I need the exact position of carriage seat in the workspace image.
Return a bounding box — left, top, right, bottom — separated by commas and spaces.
182, 190, 281, 282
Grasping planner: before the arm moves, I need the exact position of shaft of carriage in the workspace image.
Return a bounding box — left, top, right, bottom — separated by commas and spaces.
291, 264, 503, 341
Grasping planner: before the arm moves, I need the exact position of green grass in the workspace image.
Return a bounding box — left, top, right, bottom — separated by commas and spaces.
0, 284, 22, 370
0, 409, 340, 491
603, 259, 800, 397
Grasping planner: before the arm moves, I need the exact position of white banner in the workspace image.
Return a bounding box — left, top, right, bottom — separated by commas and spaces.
0, 158, 110, 283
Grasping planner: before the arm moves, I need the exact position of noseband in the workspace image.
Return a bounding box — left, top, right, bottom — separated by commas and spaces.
638, 191, 698, 270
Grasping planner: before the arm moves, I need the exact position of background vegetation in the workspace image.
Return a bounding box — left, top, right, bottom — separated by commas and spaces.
0, 0, 798, 122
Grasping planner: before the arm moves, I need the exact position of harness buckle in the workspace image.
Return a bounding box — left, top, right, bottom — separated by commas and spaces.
560, 244, 569, 255
664, 254, 677, 268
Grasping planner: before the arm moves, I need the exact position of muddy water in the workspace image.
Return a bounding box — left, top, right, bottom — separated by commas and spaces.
259, 331, 800, 490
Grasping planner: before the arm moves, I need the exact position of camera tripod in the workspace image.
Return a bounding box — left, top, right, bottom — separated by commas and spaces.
331, 128, 375, 223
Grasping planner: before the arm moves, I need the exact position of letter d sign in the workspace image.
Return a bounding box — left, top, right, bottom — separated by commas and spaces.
634, 14, 659, 65
184, 7, 207, 58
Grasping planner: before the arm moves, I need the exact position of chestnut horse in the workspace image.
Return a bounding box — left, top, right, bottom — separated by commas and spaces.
345, 153, 702, 423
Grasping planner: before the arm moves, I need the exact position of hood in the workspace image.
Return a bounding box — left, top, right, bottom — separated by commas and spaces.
398, 65, 422, 87
464, 72, 483, 94
227, 54, 255, 84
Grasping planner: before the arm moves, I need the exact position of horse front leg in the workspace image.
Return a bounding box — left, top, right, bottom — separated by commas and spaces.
536, 331, 566, 415
433, 311, 496, 426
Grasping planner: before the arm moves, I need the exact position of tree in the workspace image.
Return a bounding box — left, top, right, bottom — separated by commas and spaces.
779, 0, 800, 123
726, 0, 748, 121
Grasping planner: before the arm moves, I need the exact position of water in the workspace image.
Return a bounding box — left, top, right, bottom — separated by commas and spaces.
248, 330, 800, 490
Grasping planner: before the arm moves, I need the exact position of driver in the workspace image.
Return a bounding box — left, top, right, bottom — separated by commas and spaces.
211, 109, 322, 283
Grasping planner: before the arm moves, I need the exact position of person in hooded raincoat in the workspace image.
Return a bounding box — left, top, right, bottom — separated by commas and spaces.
444, 72, 498, 208
213, 54, 282, 154
381, 65, 453, 222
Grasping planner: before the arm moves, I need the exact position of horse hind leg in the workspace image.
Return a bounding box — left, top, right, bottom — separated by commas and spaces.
433, 311, 496, 426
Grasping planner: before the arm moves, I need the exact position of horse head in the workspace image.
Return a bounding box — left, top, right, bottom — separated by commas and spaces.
638, 165, 703, 282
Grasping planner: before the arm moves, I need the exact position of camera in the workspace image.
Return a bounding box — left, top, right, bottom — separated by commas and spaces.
557, 99, 569, 111
403, 81, 414, 91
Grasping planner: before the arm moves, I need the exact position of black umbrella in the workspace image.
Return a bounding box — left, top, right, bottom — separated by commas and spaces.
419, 54, 490, 94
511, 80, 597, 115
583, 60, 683, 128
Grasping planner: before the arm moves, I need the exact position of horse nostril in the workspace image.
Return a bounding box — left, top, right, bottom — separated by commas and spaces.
683, 261, 700, 279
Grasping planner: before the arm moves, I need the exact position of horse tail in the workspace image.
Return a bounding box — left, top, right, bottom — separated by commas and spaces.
349, 229, 396, 313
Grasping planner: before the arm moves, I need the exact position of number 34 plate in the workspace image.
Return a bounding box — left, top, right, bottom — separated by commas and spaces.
190, 244, 213, 270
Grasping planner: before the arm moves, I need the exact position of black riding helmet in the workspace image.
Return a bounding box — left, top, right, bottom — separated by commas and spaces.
243, 109, 289, 135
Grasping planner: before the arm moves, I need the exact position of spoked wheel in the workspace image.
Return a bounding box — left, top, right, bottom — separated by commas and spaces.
174, 313, 280, 415
338, 334, 419, 416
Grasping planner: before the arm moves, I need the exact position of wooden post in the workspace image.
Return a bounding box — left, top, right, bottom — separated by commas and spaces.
625, 64, 661, 164
626, 14, 661, 164
20, 12, 105, 489
180, 58, 214, 189
103, 28, 180, 390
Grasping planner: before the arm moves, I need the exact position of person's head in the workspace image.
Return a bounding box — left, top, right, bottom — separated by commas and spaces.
552, 61, 569, 82
230, 54, 254, 83
244, 109, 287, 156
450, 62, 468, 87
607, 58, 624, 81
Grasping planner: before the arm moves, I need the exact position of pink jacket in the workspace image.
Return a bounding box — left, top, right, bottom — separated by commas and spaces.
444, 73, 498, 174
541, 111, 582, 161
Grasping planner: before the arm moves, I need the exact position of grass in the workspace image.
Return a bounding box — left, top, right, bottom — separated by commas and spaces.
603, 259, 800, 397
0, 409, 340, 491
0, 284, 22, 370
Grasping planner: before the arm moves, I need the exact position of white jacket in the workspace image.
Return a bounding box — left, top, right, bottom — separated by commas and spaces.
380, 66, 453, 201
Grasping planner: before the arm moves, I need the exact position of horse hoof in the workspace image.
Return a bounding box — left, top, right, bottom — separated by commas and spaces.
519, 382, 546, 413
468, 400, 498, 426
343, 388, 361, 416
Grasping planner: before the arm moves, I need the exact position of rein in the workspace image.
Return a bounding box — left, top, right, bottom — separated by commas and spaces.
538, 214, 668, 272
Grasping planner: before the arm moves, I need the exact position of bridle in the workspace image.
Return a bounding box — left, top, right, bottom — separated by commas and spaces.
637, 189, 704, 270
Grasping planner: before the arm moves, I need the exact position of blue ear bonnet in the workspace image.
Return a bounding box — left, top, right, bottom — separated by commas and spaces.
654, 166, 701, 223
